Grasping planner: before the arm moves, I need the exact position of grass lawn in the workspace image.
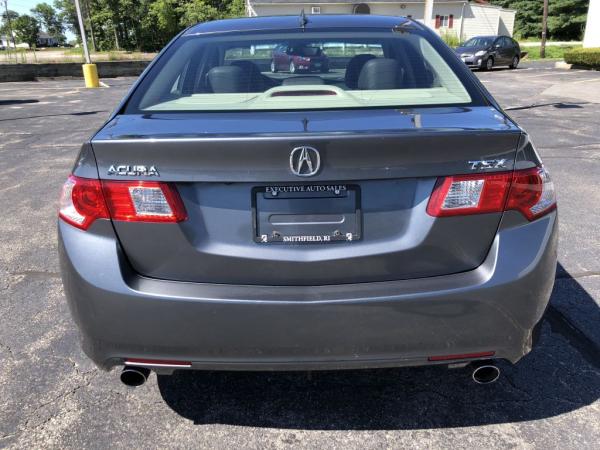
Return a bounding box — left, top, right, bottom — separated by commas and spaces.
1, 48, 156, 64
3, 44, 582, 64
524, 45, 582, 60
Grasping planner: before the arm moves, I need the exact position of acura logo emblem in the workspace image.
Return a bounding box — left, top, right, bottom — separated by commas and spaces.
290, 146, 320, 177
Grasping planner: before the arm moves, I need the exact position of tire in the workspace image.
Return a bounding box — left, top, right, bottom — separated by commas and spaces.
270, 60, 277, 73
289, 61, 296, 74
483, 57, 494, 71
509, 56, 519, 69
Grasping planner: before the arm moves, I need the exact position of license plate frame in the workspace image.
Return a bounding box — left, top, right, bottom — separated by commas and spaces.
252, 184, 362, 244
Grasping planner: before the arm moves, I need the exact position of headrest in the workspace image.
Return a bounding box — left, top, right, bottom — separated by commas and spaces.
357, 58, 404, 90
230, 60, 262, 76
345, 54, 376, 89
207, 65, 248, 93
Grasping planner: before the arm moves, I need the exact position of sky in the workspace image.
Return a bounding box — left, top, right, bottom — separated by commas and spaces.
5, 0, 40, 16
5, 0, 75, 40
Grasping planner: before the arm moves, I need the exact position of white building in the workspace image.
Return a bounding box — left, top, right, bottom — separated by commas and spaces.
36, 31, 60, 47
0, 34, 15, 48
246, 0, 516, 40
584, 0, 600, 48
1, 31, 60, 49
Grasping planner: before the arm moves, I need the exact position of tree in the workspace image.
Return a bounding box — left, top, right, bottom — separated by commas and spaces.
490, 0, 589, 41
1, 9, 18, 35
490, 0, 544, 38
227, 0, 245, 17
54, 0, 80, 40
1, 9, 19, 49
547, 0, 588, 41
54, 0, 97, 49
49, 0, 253, 52
1, 9, 19, 24
179, 0, 220, 27
31, 3, 65, 42
88, 0, 129, 50
13, 14, 39, 48
148, 0, 181, 45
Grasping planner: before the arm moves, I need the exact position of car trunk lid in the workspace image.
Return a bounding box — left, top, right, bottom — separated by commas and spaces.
91, 107, 521, 285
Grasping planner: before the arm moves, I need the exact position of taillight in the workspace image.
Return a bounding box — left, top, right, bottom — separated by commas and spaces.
101, 181, 187, 222
59, 176, 187, 230
427, 172, 512, 217
59, 175, 109, 230
506, 167, 556, 220
427, 167, 556, 221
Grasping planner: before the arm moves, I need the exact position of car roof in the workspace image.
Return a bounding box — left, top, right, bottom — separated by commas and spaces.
471, 35, 511, 39
184, 14, 415, 35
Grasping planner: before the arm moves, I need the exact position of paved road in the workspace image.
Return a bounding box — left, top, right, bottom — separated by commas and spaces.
0, 62, 599, 449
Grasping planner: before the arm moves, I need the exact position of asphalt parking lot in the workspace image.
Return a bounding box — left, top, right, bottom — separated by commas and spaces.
1, 61, 599, 448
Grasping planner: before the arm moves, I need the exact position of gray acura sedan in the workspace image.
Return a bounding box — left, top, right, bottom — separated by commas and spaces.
58, 15, 557, 387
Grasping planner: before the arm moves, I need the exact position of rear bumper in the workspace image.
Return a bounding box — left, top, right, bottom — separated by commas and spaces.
58, 211, 557, 371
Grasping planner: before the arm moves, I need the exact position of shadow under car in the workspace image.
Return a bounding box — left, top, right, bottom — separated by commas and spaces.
157, 263, 600, 430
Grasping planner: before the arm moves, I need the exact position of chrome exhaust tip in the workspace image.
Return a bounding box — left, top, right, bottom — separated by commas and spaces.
120, 366, 151, 387
471, 362, 500, 385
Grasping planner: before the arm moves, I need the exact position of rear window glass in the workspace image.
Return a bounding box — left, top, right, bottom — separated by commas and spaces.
126, 29, 479, 113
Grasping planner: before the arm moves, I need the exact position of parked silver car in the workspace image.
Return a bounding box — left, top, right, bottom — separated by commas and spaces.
455, 35, 522, 70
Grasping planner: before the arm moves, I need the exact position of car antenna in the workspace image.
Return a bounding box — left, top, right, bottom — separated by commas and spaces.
299, 9, 308, 30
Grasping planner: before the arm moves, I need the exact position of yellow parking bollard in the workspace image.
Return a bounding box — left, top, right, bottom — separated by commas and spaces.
82, 64, 100, 88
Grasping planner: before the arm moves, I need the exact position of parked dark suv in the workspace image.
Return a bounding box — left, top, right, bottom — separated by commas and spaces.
271, 43, 329, 73
455, 35, 521, 70
58, 15, 556, 387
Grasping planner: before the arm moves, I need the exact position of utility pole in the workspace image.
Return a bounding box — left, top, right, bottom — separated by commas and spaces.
424, 0, 434, 29
540, 0, 549, 58
74, 0, 99, 87
459, 1, 466, 42
2, 0, 16, 49
74, 0, 91, 64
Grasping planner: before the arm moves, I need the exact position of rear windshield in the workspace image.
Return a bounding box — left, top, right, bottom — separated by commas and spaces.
288, 45, 322, 56
125, 28, 484, 113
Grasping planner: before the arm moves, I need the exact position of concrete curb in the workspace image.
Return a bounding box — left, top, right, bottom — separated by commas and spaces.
0, 60, 150, 82
555, 61, 573, 70
555, 61, 600, 71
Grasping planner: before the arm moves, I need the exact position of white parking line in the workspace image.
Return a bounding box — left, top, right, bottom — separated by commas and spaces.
30, 143, 82, 148
0, 86, 85, 91
522, 71, 591, 79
